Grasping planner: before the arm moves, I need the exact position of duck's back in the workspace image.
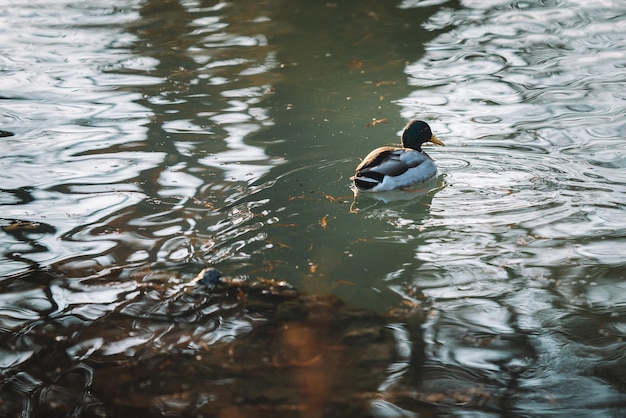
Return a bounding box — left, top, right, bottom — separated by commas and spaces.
353, 147, 436, 191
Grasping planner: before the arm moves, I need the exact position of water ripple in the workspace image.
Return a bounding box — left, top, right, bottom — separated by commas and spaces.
393, 0, 626, 414
0, 0, 283, 280
1, 0, 626, 416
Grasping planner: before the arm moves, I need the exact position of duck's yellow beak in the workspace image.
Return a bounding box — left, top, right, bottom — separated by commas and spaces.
430, 135, 445, 146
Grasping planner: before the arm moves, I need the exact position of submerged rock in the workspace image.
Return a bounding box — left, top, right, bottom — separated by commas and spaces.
193, 267, 223, 286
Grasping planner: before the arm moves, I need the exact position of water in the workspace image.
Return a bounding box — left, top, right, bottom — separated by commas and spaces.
1, 0, 626, 416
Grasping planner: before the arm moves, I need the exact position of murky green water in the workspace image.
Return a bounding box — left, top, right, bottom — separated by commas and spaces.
1, 0, 626, 416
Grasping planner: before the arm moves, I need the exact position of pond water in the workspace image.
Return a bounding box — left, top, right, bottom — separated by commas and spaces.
1, 0, 626, 416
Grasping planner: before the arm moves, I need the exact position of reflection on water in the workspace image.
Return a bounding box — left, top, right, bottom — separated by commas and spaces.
396, 0, 626, 415
1, 0, 626, 416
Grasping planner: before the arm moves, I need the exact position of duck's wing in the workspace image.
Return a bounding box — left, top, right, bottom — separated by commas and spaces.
353, 148, 433, 191
355, 147, 406, 175
352, 148, 408, 190
355, 147, 430, 176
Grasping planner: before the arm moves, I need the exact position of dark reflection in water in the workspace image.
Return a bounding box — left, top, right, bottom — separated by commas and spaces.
0, 268, 428, 417
1, 0, 626, 416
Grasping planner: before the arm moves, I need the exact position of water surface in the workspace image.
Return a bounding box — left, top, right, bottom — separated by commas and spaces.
1, 0, 626, 416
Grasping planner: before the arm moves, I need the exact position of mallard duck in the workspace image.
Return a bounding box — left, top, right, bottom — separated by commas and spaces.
351, 120, 444, 192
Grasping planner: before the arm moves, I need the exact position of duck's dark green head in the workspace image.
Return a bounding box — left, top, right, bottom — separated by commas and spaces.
401, 120, 444, 151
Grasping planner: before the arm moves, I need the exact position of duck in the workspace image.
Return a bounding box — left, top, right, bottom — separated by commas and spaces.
351, 120, 444, 192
